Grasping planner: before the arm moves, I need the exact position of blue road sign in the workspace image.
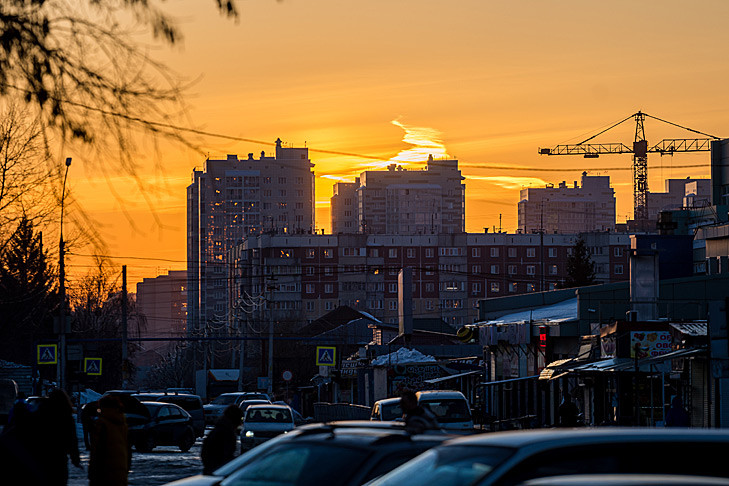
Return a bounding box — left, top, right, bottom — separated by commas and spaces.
84, 357, 102, 376
37, 344, 57, 365
316, 346, 336, 367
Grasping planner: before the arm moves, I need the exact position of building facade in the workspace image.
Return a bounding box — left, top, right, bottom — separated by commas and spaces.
135, 270, 187, 366
518, 172, 616, 234
229, 232, 630, 329
187, 139, 315, 333
330, 155, 465, 235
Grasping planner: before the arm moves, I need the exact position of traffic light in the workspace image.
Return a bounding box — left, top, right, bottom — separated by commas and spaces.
539, 326, 549, 348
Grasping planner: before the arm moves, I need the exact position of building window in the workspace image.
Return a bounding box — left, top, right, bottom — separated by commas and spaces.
324, 267, 333, 276
615, 264, 624, 275
389, 301, 397, 311
509, 282, 517, 293
508, 265, 517, 275
526, 265, 536, 275
548, 247, 557, 258
278, 177, 287, 184
527, 283, 536, 292
550, 264, 558, 275
425, 265, 435, 276
472, 282, 481, 295
425, 300, 434, 310
472, 247, 481, 258
325, 301, 333, 311
490, 282, 500, 293
306, 301, 314, 311
425, 248, 434, 258
389, 248, 397, 258
306, 266, 315, 276
388, 283, 397, 293
425, 282, 435, 292
324, 283, 333, 293
370, 248, 379, 258
306, 284, 314, 294
490, 265, 499, 274
614, 247, 623, 257
472, 265, 481, 274
548, 283, 557, 290
508, 247, 517, 258
490, 247, 499, 258
527, 248, 536, 258
407, 248, 415, 258
324, 249, 333, 258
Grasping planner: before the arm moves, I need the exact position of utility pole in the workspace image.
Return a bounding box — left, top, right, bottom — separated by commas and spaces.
58, 157, 72, 391
266, 277, 276, 398
121, 265, 129, 388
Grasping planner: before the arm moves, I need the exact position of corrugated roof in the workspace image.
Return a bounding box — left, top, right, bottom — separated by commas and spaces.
669, 322, 707, 337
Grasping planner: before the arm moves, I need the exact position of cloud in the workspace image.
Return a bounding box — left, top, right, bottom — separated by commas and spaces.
384, 119, 450, 166
468, 175, 547, 189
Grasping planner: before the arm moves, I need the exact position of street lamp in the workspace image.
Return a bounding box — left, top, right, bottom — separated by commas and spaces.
58, 157, 72, 391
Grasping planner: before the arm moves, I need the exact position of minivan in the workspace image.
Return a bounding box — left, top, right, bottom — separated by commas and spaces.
416, 390, 473, 432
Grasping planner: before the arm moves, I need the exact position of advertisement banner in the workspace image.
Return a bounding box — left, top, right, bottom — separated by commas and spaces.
630, 331, 672, 358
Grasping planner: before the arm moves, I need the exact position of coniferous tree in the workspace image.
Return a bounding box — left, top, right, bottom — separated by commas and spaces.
0, 217, 56, 364
560, 237, 597, 289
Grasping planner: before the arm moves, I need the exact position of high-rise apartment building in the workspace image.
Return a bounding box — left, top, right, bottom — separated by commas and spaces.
518, 172, 615, 234
331, 156, 465, 235
187, 139, 314, 333
135, 270, 187, 367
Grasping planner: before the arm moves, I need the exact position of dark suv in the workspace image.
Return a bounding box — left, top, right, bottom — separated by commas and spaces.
134, 393, 205, 437
165, 421, 452, 486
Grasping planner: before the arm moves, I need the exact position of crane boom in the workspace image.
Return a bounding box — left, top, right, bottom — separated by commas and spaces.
538, 111, 719, 230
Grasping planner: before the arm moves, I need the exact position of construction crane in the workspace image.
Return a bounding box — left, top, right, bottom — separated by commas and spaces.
538, 111, 720, 229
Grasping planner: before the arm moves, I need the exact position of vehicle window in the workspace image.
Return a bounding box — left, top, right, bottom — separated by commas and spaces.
419, 399, 471, 423
211, 395, 237, 405
157, 407, 171, 420
491, 443, 729, 486
362, 451, 424, 483
381, 403, 402, 421
371, 404, 380, 420
214, 433, 291, 476
369, 445, 513, 486
164, 397, 201, 411
168, 407, 184, 418
219, 443, 370, 486
246, 408, 292, 423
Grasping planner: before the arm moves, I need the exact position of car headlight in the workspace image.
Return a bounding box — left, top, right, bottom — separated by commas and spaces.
245, 430, 254, 438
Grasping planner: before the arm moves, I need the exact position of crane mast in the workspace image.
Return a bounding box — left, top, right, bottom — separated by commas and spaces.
633, 112, 648, 225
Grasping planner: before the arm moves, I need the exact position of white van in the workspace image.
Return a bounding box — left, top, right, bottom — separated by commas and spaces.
416, 390, 473, 432
370, 397, 403, 421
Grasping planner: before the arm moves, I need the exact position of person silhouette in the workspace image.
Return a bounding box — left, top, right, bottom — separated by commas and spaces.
89, 395, 129, 486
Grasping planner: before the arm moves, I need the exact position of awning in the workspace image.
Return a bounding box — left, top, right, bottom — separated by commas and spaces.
478, 375, 540, 387
424, 370, 482, 384
208, 369, 239, 381
669, 323, 707, 337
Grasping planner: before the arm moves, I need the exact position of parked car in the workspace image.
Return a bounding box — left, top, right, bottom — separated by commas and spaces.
371, 398, 402, 421
133, 393, 205, 437
416, 390, 473, 432
521, 474, 729, 486
237, 399, 271, 416
164, 421, 452, 486
240, 404, 295, 451
132, 401, 196, 453
272, 401, 312, 425
203, 392, 269, 426
368, 428, 729, 486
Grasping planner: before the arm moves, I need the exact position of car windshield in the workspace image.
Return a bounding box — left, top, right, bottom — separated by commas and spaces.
211, 395, 238, 405
381, 403, 402, 421
214, 433, 291, 477
368, 445, 513, 486
246, 408, 292, 423
219, 442, 370, 486
420, 399, 472, 423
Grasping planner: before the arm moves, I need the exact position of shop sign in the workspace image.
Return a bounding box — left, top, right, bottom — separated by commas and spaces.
630, 331, 671, 358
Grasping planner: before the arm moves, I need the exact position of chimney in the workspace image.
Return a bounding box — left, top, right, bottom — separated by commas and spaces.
398, 267, 413, 344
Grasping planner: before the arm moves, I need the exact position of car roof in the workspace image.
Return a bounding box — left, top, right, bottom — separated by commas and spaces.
374, 398, 401, 405
287, 423, 453, 447
247, 404, 290, 411
417, 390, 466, 399
142, 400, 183, 410
446, 428, 729, 449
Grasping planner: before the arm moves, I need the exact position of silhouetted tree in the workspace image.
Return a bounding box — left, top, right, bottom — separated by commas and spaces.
0, 217, 56, 364
560, 237, 597, 289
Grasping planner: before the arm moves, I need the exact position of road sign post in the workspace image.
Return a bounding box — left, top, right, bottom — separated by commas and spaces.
316, 346, 336, 367
84, 358, 102, 376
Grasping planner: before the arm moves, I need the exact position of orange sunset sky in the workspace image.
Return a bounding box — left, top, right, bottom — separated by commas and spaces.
62, 0, 729, 287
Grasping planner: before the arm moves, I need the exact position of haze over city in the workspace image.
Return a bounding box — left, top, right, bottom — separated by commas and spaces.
56, 0, 729, 285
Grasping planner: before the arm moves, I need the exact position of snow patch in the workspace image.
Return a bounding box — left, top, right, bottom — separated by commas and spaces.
371, 347, 436, 366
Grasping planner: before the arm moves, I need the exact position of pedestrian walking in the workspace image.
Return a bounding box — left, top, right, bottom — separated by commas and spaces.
89, 395, 129, 486
36, 389, 82, 486
665, 395, 690, 427
400, 390, 440, 434
558, 390, 579, 427
201, 404, 242, 475
81, 400, 99, 450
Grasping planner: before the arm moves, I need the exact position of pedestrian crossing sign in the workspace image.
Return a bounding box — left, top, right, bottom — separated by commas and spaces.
84, 357, 102, 376
316, 346, 336, 367
37, 344, 57, 365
